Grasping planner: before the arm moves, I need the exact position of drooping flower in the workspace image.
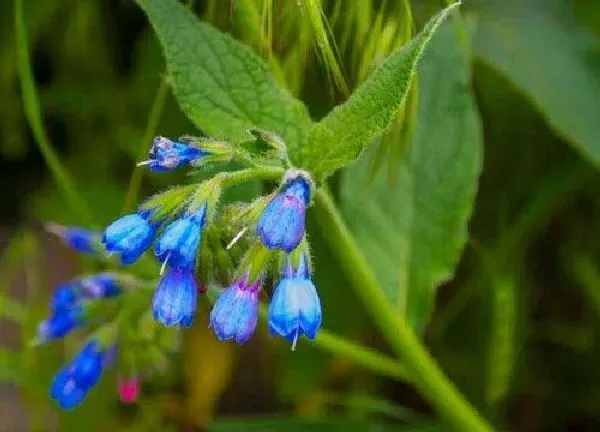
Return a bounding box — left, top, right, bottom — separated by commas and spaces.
152, 267, 197, 328
80, 273, 121, 299
154, 204, 207, 270
268, 253, 322, 348
41, 275, 123, 343
37, 306, 83, 342
257, 176, 311, 253
46, 223, 98, 255
102, 211, 157, 265
142, 136, 206, 172
70, 341, 104, 389
209, 275, 260, 344
50, 282, 79, 313
50, 369, 86, 410
118, 377, 140, 404
50, 275, 120, 313
50, 341, 113, 410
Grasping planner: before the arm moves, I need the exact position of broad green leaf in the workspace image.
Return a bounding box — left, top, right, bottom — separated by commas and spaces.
208, 417, 438, 432
136, 0, 312, 147
300, 3, 459, 182
471, 0, 600, 168
340, 22, 483, 331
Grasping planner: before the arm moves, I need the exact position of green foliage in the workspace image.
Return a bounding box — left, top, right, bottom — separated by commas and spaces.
136, 0, 457, 184
340, 21, 482, 331
5, 0, 600, 430
303, 4, 458, 182
208, 417, 438, 432
471, 0, 600, 168
136, 0, 312, 148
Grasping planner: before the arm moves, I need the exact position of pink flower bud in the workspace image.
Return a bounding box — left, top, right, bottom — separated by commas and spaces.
118, 377, 139, 404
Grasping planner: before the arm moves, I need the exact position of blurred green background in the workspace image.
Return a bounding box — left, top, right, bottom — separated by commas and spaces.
2, 0, 600, 431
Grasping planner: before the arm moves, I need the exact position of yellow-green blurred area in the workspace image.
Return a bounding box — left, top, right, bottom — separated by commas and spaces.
2, 0, 600, 431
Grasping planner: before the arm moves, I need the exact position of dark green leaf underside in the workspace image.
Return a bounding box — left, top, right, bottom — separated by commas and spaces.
341, 21, 483, 332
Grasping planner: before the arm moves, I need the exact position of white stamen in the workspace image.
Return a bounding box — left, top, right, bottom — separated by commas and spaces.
227, 226, 248, 250
291, 328, 299, 351
136, 160, 152, 167
160, 253, 171, 276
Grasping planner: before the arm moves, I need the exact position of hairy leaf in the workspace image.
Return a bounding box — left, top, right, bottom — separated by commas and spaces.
340, 22, 483, 331
300, 3, 459, 182
136, 0, 311, 147
472, 0, 600, 168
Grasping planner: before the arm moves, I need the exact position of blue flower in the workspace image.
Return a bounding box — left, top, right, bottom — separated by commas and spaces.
268, 254, 322, 347
50, 275, 120, 313
152, 267, 197, 328
50, 282, 78, 313
37, 306, 83, 342
49, 341, 113, 410
209, 275, 260, 344
102, 211, 156, 265
80, 273, 121, 298
154, 205, 207, 269
257, 176, 311, 253
143, 136, 206, 172
50, 369, 86, 410
70, 341, 104, 389
46, 224, 98, 254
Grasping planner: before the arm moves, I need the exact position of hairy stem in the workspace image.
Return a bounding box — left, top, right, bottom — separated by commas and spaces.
217, 166, 285, 188
314, 188, 493, 432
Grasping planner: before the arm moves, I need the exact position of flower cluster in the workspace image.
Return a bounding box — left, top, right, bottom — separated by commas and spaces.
102, 203, 207, 328
41, 224, 178, 410
100, 136, 323, 347
43, 133, 326, 411
35, 269, 124, 409
37, 273, 120, 343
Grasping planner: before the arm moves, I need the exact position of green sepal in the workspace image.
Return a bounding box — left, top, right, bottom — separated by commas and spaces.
140, 184, 198, 222
237, 241, 274, 283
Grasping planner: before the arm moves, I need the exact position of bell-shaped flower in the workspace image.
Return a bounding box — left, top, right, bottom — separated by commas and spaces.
102, 211, 157, 265
154, 205, 207, 270
152, 267, 197, 328
268, 253, 322, 348
257, 176, 311, 253
209, 275, 261, 344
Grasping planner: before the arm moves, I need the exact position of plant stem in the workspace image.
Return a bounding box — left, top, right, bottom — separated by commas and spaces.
217, 166, 285, 188
123, 77, 170, 213
261, 303, 410, 381
206, 286, 410, 382
313, 330, 410, 381
314, 188, 493, 432
15, 0, 93, 225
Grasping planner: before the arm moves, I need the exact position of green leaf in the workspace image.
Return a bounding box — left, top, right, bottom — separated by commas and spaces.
472, 0, 600, 168
208, 417, 438, 432
339, 22, 483, 331
0, 294, 28, 324
135, 0, 312, 147
300, 3, 460, 182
